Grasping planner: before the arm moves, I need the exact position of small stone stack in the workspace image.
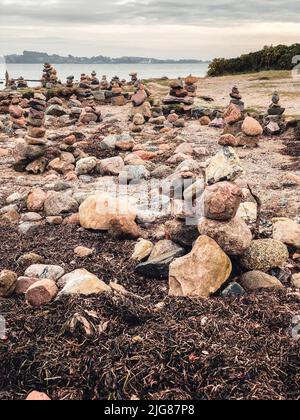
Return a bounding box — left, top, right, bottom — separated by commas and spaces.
41, 63, 58, 88
9, 96, 26, 129
229, 86, 244, 111
163, 78, 194, 107
14, 92, 47, 173
264, 92, 285, 135
184, 75, 198, 98
100, 75, 109, 90
129, 72, 138, 86
16, 77, 28, 89
66, 75, 75, 88
0, 92, 11, 115
130, 83, 152, 119
79, 74, 90, 89
90, 71, 100, 89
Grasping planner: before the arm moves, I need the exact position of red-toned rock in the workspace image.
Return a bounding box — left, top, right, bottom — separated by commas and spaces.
27, 188, 46, 212
223, 103, 242, 125
203, 181, 243, 221
26, 279, 58, 307
133, 150, 157, 161
26, 391, 51, 401
109, 215, 141, 239
15, 277, 40, 295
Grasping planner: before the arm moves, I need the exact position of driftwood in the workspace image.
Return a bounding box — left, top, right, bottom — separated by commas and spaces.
247, 183, 262, 238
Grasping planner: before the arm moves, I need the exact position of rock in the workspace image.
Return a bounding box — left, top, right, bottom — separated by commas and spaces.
79, 193, 137, 231
24, 264, 64, 281
200, 116, 211, 125
109, 215, 141, 239
21, 212, 43, 223
74, 246, 95, 258
222, 282, 245, 297
240, 271, 283, 291
48, 158, 74, 175
236, 202, 257, 222
25, 391, 51, 401
169, 236, 232, 297
272, 218, 300, 249
167, 153, 191, 164
134, 150, 157, 161
136, 241, 185, 278
265, 121, 280, 135
183, 179, 205, 202
75, 157, 97, 175
218, 134, 240, 147
26, 279, 58, 307
151, 165, 173, 179
175, 159, 201, 174
100, 134, 119, 150
205, 147, 244, 185
240, 239, 289, 272
291, 273, 300, 289
242, 117, 263, 136
203, 181, 242, 221
133, 113, 145, 125
223, 103, 242, 124
44, 192, 78, 216
122, 165, 150, 183
46, 104, 68, 117
18, 222, 42, 236
198, 217, 252, 256
15, 277, 40, 295
166, 219, 199, 247
0, 270, 17, 297
97, 156, 124, 176
58, 268, 111, 296
46, 216, 63, 225
27, 188, 46, 212
17, 253, 45, 267
175, 143, 193, 155
131, 239, 154, 262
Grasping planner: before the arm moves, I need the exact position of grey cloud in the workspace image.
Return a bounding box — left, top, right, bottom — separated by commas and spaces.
1, 0, 300, 26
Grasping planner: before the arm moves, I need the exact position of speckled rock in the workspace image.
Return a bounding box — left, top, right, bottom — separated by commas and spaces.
240, 239, 289, 272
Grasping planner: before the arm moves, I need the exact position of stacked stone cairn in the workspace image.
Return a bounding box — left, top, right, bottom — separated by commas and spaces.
41, 63, 58, 88
17, 77, 28, 89
100, 75, 109, 90
130, 83, 152, 120
90, 71, 100, 89
184, 75, 198, 98
9, 96, 26, 129
264, 92, 286, 135
163, 78, 194, 106
79, 74, 91, 89
66, 75, 75, 88
129, 72, 138, 86
14, 92, 47, 173
168, 146, 253, 298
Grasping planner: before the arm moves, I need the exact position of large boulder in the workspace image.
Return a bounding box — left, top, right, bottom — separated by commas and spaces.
240, 271, 283, 291
0, 270, 17, 297
58, 269, 111, 296
198, 217, 252, 256
272, 218, 300, 249
203, 181, 242, 221
169, 235, 232, 297
44, 192, 79, 216
240, 239, 289, 272
205, 147, 244, 185
242, 117, 263, 136
79, 193, 137, 231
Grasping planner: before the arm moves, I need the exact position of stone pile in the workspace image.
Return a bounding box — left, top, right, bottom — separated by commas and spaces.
90, 71, 100, 89
184, 75, 198, 98
229, 85, 244, 111
264, 92, 285, 135
66, 75, 75, 88
79, 74, 91, 89
100, 75, 109, 90
14, 92, 47, 173
129, 72, 138, 86
163, 78, 194, 106
16, 77, 28, 89
9, 96, 26, 129
130, 83, 152, 119
41, 63, 58, 88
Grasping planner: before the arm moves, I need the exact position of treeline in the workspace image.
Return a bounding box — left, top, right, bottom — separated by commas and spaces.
208, 44, 300, 76
5, 51, 205, 65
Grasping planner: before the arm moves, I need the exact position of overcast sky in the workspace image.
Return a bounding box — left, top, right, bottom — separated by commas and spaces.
0, 0, 299, 59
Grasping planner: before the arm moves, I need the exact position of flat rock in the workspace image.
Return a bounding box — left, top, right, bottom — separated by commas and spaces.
58, 268, 111, 296
131, 239, 154, 262
272, 217, 300, 249
44, 192, 79, 216
24, 264, 65, 281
